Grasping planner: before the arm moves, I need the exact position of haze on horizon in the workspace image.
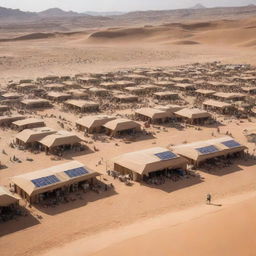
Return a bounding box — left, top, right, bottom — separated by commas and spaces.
0, 0, 255, 12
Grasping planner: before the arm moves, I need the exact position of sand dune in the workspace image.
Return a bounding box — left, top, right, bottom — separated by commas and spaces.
89, 18, 256, 47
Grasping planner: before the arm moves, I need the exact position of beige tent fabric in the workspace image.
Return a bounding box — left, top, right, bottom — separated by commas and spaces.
171, 136, 246, 162
214, 92, 245, 100
103, 119, 141, 132
135, 108, 170, 120
0, 115, 25, 125
203, 100, 232, 109
2, 93, 22, 99
76, 115, 116, 130
39, 130, 82, 148
154, 92, 178, 97
0, 186, 18, 207
65, 100, 99, 109
16, 127, 57, 144
12, 161, 99, 196
44, 83, 66, 90
47, 92, 71, 99
196, 89, 216, 95
174, 108, 211, 119
21, 99, 50, 106
12, 118, 45, 128
112, 147, 187, 175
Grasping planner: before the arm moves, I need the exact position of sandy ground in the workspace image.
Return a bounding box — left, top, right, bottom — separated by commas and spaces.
0, 16, 256, 256
41, 191, 256, 256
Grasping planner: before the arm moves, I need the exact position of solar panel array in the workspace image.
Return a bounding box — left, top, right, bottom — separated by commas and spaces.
222, 140, 241, 148
64, 167, 89, 178
196, 145, 219, 155
31, 175, 60, 188
155, 151, 178, 160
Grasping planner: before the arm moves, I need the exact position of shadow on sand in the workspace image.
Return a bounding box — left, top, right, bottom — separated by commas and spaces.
34, 185, 117, 216
144, 175, 204, 193
0, 208, 40, 237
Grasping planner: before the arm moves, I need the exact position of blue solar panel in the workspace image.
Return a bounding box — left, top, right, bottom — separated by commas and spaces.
155, 151, 178, 160
64, 167, 89, 178
196, 145, 219, 155
31, 175, 60, 188
222, 140, 241, 148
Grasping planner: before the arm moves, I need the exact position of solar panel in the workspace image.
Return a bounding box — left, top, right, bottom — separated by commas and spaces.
31, 175, 60, 188
64, 167, 89, 178
222, 140, 241, 148
155, 151, 178, 160
196, 145, 219, 155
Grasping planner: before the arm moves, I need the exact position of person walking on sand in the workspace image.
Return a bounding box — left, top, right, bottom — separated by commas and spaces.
206, 194, 212, 205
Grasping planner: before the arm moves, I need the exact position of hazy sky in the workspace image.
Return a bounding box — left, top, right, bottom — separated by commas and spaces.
0, 0, 255, 12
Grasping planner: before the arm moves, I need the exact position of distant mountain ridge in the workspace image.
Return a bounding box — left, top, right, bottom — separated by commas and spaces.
191, 4, 207, 9
84, 11, 126, 16
38, 8, 83, 17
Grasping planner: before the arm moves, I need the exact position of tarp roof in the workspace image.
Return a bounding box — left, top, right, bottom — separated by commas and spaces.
135, 108, 170, 119
196, 89, 216, 95
203, 100, 233, 109
21, 99, 50, 105
214, 92, 245, 99
171, 136, 246, 162
16, 127, 57, 144
154, 91, 178, 97
0, 186, 19, 207
39, 130, 82, 148
12, 118, 45, 127
0, 115, 25, 124
65, 100, 99, 109
112, 147, 187, 175
2, 93, 22, 99
174, 108, 211, 119
103, 119, 140, 132
76, 115, 116, 129
12, 161, 99, 196
47, 92, 71, 98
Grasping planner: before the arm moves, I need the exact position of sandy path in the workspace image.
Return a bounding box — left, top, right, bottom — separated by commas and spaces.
41, 190, 256, 256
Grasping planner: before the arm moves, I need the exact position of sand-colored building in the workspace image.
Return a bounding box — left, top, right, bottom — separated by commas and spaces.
103, 119, 141, 137
0, 115, 25, 127
12, 118, 45, 131
1, 92, 22, 100
213, 92, 245, 102
139, 84, 160, 92
112, 147, 187, 181
67, 89, 88, 99
203, 100, 234, 114
195, 89, 216, 97
124, 86, 146, 95
113, 94, 138, 103
244, 129, 256, 143
89, 87, 108, 96
155, 105, 184, 116
153, 91, 179, 100
174, 108, 211, 124
241, 87, 256, 94
171, 136, 246, 167
21, 99, 51, 109
64, 100, 99, 113
135, 108, 170, 123
16, 83, 37, 93
39, 130, 82, 153
47, 92, 71, 102
16, 127, 57, 147
0, 105, 9, 114
0, 186, 19, 208
44, 83, 66, 91
77, 76, 99, 85
173, 83, 195, 91
12, 161, 99, 203
76, 115, 116, 133
154, 81, 175, 88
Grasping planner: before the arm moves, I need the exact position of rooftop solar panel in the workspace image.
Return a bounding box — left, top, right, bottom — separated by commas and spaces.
31, 175, 60, 188
155, 151, 178, 160
64, 167, 89, 178
222, 140, 241, 148
196, 145, 219, 155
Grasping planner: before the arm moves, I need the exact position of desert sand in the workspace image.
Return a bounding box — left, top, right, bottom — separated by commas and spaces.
0, 9, 256, 256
